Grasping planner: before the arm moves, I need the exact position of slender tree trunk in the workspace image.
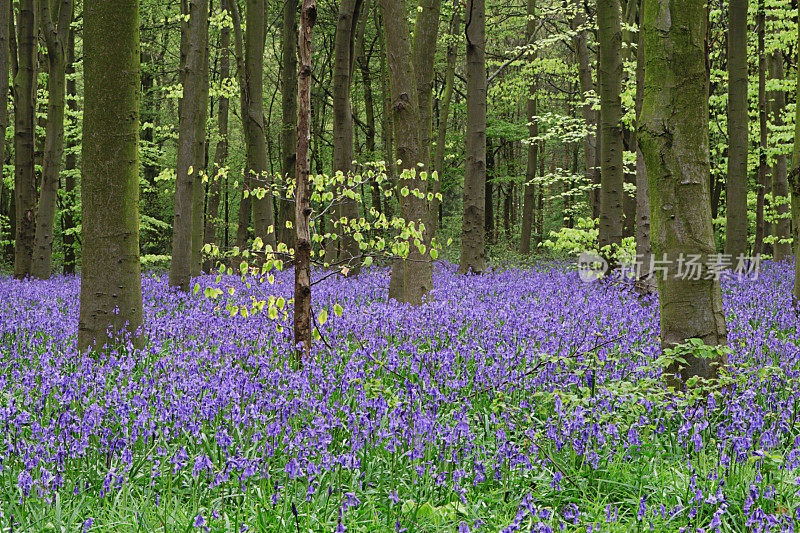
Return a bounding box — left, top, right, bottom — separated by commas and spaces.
640, 0, 727, 388
485, 136, 494, 244
278, 0, 297, 249
356, 0, 379, 213
13, 0, 37, 279
376, 9, 395, 220
0, 0, 8, 262
458, 0, 486, 274
79, 0, 144, 351
770, 51, 790, 261
726, 0, 748, 259
754, 0, 768, 257
432, 0, 459, 232
31, 0, 72, 279
294, 0, 316, 362
520, 0, 537, 255
791, 1, 800, 301
634, 10, 653, 289
332, 0, 363, 272
381, 0, 433, 304
244, 0, 275, 248
204, 22, 230, 270
596, 0, 624, 255
190, 22, 209, 277
228, 0, 251, 248
572, 0, 598, 220
170, 0, 209, 291
411, 0, 442, 235
62, 26, 76, 274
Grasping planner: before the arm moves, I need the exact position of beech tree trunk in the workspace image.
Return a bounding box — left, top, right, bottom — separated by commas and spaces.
770, 51, 790, 261
332, 0, 363, 272
228, 0, 251, 249
640, 0, 727, 388
597, 0, 624, 254
278, 0, 297, 250
726, 0, 748, 259
294, 0, 316, 362
79, 0, 144, 351
381, 0, 433, 304
170, 0, 209, 291
458, 0, 486, 274
13, 0, 37, 279
520, 0, 537, 255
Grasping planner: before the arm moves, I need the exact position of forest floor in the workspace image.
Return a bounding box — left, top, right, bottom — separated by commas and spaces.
0, 261, 798, 532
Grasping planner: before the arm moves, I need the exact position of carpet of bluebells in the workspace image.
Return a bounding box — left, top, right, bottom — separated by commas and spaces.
2, 261, 800, 532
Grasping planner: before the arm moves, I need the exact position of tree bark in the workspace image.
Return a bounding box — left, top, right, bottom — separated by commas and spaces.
278, 0, 297, 250
228, 0, 251, 249
520, 0, 537, 255
170, 0, 209, 291
79, 0, 144, 351
31, 0, 72, 279
726, 0, 748, 259
597, 0, 624, 255
458, 0, 486, 274
294, 0, 316, 362
640, 0, 727, 388
332, 0, 363, 272
13, 0, 37, 279
381, 0, 433, 304
770, 51, 790, 261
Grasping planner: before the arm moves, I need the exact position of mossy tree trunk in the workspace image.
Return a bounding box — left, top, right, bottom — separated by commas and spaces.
597, 0, 624, 254
725, 0, 748, 259
458, 0, 486, 274
78, 0, 144, 351
169, 0, 208, 291
381, 0, 433, 304
640, 0, 728, 388
13, 0, 37, 279
791, 2, 800, 301
0, 0, 9, 261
